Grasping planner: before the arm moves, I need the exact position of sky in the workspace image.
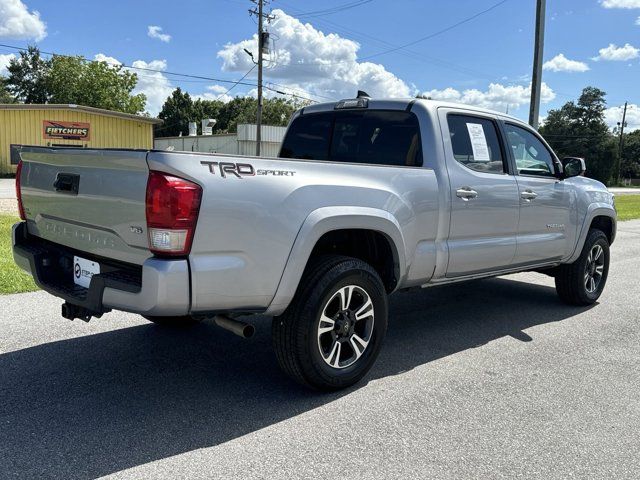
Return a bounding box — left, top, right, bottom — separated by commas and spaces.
0, 0, 638, 130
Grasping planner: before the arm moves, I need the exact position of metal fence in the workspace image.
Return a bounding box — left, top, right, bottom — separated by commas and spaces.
153, 124, 287, 158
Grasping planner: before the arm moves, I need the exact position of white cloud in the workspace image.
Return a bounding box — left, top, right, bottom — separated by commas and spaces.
0, 0, 46, 40
93, 53, 121, 66
600, 0, 640, 8
543, 53, 589, 72
147, 25, 171, 43
592, 43, 640, 61
605, 104, 640, 132
0, 52, 16, 75
217, 9, 412, 101
130, 59, 173, 115
93, 53, 173, 115
636, 15, 640, 24
194, 84, 234, 103
420, 82, 555, 112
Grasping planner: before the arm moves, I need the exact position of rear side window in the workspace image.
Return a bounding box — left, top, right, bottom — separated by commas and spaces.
280, 110, 422, 167
279, 112, 332, 160
447, 114, 506, 174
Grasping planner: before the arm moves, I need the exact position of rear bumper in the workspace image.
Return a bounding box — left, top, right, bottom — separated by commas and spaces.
12, 222, 190, 316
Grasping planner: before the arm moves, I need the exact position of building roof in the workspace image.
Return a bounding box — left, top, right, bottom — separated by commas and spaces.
0, 103, 163, 125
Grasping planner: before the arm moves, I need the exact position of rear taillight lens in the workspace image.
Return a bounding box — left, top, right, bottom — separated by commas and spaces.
15, 160, 26, 221
145, 171, 202, 256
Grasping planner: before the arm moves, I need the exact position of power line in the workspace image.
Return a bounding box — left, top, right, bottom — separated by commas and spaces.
0, 42, 321, 104
358, 0, 511, 62
266, 81, 334, 101
215, 64, 256, 100
274, 0, 510, 80
0, 42, 259, 87
295, 0, 374, 18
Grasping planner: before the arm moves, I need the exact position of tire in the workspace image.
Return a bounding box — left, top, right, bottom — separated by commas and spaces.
272, 255, 388, 391
143, 315, 202, 327
555, 229, 610, 306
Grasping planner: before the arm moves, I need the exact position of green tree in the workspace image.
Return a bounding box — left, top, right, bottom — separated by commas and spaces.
540, 87, 616, 185
215, 97, 298, 133
194, 98, 225, 132
620, 130, 640, 179
0, 79, 16, 103
5, 46, 50, 103
156, 90, 300, 137
157, 88, 196, 137
4, 46, 146, 114
47, 55, 146, 114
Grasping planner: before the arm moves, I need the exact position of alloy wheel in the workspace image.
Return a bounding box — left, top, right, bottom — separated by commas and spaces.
317, 285, 375, 369
584, 244, 605, 294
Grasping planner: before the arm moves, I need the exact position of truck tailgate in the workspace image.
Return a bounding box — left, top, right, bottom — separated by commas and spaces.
18, 147, 152, 265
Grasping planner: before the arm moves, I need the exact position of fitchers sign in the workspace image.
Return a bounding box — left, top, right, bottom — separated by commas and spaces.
43, 120, 91, 141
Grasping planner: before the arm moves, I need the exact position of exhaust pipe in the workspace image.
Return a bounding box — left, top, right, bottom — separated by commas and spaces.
214, 314, 255, 338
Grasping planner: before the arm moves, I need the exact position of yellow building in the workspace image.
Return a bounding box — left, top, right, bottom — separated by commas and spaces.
0, 104, 162, 174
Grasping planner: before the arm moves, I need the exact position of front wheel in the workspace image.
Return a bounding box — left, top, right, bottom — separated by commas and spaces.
555, 229, 610, 305
272, 255, 388, 391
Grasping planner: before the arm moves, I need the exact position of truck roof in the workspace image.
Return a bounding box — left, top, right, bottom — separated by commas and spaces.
300, 97, 527, 126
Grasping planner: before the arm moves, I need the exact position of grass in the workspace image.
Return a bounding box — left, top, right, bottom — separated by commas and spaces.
0, 215, 38, 294
616, 195, 640, 222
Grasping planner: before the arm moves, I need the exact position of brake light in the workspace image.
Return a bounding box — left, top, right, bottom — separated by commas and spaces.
145, 171, 202, 256
15, 160, 26, 220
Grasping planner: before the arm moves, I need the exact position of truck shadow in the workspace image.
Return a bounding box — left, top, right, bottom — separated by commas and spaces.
0, 277, 593, 479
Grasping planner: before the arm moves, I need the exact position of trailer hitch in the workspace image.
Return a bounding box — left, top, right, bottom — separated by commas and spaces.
61, 302, 108, 322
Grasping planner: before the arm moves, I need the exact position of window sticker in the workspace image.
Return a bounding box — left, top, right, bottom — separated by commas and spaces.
465, 123, 490, 161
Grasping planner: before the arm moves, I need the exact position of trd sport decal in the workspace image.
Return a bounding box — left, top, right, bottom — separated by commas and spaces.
201, 161, 295, 178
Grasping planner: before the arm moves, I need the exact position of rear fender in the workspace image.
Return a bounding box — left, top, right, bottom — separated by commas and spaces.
264, 207, 406, 316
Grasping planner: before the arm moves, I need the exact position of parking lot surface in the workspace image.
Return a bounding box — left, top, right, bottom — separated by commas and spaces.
1, 221, 639, 479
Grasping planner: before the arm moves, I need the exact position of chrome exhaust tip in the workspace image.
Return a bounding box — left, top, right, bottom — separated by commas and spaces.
213, 314, 255, 338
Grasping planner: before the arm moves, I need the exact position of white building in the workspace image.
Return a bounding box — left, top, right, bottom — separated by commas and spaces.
153, 124, 287, 157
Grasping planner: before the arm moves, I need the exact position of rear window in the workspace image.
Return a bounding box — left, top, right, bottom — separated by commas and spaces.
279, 110, 422, 167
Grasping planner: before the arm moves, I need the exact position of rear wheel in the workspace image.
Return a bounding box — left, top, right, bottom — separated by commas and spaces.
272, 255, 388, 391
143, 315, 201, 327
555, 229, 610, 305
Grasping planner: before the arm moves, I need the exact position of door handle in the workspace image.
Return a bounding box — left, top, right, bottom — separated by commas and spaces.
456, 187, 478, 201
520, 189, 538, 201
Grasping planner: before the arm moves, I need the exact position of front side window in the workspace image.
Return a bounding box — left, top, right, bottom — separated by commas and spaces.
447, 114, 506, 174
280, 110, 422, 167
504, 123, 556, 177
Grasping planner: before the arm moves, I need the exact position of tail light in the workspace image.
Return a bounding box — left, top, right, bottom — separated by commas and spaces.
15, 160, 26, 221
145, 171, 202, 256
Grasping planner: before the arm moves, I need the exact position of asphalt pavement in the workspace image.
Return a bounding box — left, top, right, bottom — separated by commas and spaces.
1, 221, 639, 479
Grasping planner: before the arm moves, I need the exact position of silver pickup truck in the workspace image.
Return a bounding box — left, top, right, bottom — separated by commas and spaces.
13, 95, 616, 390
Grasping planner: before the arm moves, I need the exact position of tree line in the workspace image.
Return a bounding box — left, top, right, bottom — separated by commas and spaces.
156, 88, 301, 136
0, 46, 301, 135
539, 86, 637, 185
1, 47, 637, 184
1, 46, 145, 114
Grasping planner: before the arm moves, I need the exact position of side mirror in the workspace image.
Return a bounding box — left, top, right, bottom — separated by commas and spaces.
562, 157, 586, 179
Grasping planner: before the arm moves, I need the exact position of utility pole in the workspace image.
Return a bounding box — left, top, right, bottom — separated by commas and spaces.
528, 0, 546, 129
249, 0, 274, 156
615, 101, 628, 185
